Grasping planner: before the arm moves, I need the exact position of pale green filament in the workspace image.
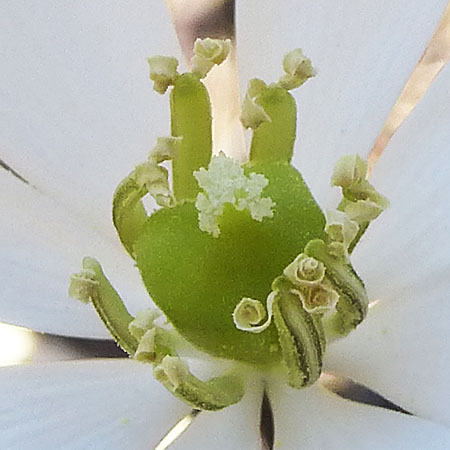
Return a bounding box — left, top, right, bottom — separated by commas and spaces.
194, 154, 275, 237
154, 356, 244, 411
191, 38, 231, 78
69, 258, 138, 355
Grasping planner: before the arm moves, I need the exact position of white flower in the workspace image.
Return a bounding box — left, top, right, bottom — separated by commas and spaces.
1, 1, 450, 449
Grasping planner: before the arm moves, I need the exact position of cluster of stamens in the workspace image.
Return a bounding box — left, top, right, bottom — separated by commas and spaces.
69, 38, 388, 410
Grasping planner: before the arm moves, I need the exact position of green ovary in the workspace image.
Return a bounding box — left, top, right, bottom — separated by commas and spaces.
134, 161, 326, 365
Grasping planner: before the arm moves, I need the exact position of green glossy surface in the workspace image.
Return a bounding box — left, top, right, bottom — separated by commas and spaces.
170, 73, 212, 201
250, 86, 297, 163
135, 162, 325, 365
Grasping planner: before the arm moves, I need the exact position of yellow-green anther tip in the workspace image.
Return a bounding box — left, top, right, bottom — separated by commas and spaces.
155, 356, 188, 389
68, 270, 97, 304
134, 162, 174, 208
240, 93, 271, 129
325, 209, 359, 254
128, 309, 161, 340
148, 56, 179, 94
331, 155, 368, 188
344, 199, 385, 223
247, 78, 267, 98
233, 298, 266, 327
297, 285, 339, 314
149, 136, 181, 164
278, 49, 316, 90
284, 254, 325, 287
191, 38, 231, 78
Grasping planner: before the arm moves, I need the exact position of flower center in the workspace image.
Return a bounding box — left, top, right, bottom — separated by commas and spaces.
69, 39, 388, 411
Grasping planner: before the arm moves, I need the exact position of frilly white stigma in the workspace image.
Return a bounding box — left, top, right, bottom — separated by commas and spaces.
194, 154, 275, 237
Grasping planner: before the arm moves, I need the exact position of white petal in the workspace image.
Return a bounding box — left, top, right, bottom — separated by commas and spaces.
237, 0, 447, 207
172, 375, 263, 450
0, 359, 190, 450
268, 381, 450, 449
325, 66, 450, 425
0, 170, 150, 338
1, 0, 179, 235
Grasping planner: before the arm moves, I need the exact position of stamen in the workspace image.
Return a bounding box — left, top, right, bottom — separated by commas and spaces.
233, 293, 276, 333
344, 199, 386, 223
148, 56, 180, 94
331, 155, 368, 189
128, 309, 162, 340
277, 49, 316, 90
304, 239, 369, 339
331, 155, 389, 250
149, 136, 182, 164
240, 79, 271, 130
324, 210, 359, 257
68, 269, 97, 304
69, 258, 138, 355
134, 327, 173, 364
272, 289, 324, 388
134, 162, 174, 208
294, 284, 339, 314
283, 254, 325, 287
154, 356, 245, 411
191, 38, 232, 78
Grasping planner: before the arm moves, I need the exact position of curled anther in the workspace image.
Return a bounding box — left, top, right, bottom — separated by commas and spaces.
191, 38, 231, 78
69, 269, 98, 304
325, 209, 359, 257
304, 239, 369, 338
344, 198, 386, 223
134, 327, 174, 364
148, 56, 180, 94
294, 284, 338, 314
283, 254, 325, 287
134, 162, 174, 208
277, 49, 316, 90
240, 79, 271, 129
128, 309, 162, 340
148, 136, 182, 164
331, 155, 368, 189
233, 293, 275, 333
330, 155, 389, 250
